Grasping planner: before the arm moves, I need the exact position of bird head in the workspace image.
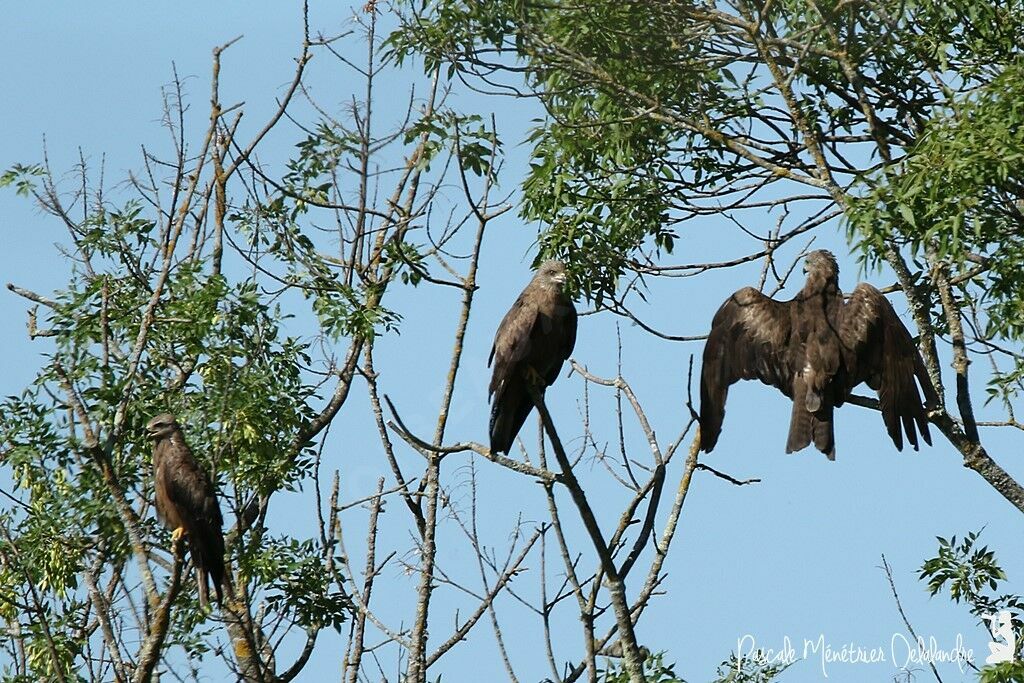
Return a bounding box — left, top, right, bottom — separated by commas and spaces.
803, 249, 839, 279
534, 259, 568, 290
146, 413, 179, 440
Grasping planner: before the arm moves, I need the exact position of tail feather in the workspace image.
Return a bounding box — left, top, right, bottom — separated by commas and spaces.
196, 565, 210, 610
786, 392, 813, 454
811, 406, 835, 460
787, 377, 835, 459
698, 374, 725, 453
190, 530, 227, 609
489, 380, 536, 454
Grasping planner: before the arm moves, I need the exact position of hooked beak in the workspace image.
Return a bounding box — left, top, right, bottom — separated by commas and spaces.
145, 422, 171, 439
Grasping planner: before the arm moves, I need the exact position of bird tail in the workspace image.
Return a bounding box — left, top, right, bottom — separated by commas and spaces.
786, 378, 836, 459
786, 393, 812, 455
811, 406, 835, 460
489, 380, 536, 455
189, 531, 227, 609
196, 565, 211, 611
698, 369, 725, 453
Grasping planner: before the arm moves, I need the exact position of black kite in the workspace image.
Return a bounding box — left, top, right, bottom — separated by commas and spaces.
147, 413, 230, 608
489, 260, 577, 454
699, 250, 938, 459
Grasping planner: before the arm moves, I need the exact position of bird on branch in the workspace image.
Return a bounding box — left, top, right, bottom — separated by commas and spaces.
699, 249, 939, 459
147, 413, 233, 609
488, 260, 577, 455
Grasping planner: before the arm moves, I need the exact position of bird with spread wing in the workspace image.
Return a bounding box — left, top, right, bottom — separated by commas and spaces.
699, 250, 939, 459
147, 413, 231, 608
488, 260, 577, 454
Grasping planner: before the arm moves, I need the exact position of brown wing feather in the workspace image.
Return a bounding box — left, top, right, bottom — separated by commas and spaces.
489, 291, 538, 398
560, 301, 577, 367
838, 283, 938, 451
543, 299, 577, 384
489, 289, 541, 455
489, 286, 576, 454
699, 287, 795, 452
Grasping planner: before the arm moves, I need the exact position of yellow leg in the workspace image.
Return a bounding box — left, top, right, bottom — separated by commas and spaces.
171, 527, 185, 543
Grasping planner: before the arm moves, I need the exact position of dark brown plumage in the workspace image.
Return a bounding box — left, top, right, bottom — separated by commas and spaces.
147, 413, 230, 608
489, 260, 577, 454
699, 250, 938, 459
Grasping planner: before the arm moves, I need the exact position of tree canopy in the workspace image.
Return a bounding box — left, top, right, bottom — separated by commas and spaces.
1, 2, 1023, 682
390, 0, 1024, 511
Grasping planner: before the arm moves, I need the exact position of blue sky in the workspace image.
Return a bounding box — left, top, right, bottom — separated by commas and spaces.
1, 4, 1022, 683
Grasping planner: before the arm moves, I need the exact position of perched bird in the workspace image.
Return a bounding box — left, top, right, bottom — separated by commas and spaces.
699, 250, 939, 459
146, 413, 230, 608
488, 260, 578, 454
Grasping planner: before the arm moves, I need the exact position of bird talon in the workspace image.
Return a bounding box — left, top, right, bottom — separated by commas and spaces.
171, 527, 185, 544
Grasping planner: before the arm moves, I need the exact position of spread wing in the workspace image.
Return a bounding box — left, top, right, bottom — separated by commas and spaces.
837, 283, 938, 451
488, 287, 576, 454
699, 287, 794, 452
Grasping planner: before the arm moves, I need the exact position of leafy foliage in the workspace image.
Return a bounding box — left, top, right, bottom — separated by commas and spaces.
979, 660, 1024, 683
599, 650, 788, 683
0, 7, 519, 677
847, 60, 1024, 401
0, 163, 44, 196
388, 0, 1024, 364
712, 653, 790, 682
919, 531, 1023, 672
601, 652, 687, 683
247, 537, 350, 632
919, 531, 1023, 617
3, 1, 1024, 681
